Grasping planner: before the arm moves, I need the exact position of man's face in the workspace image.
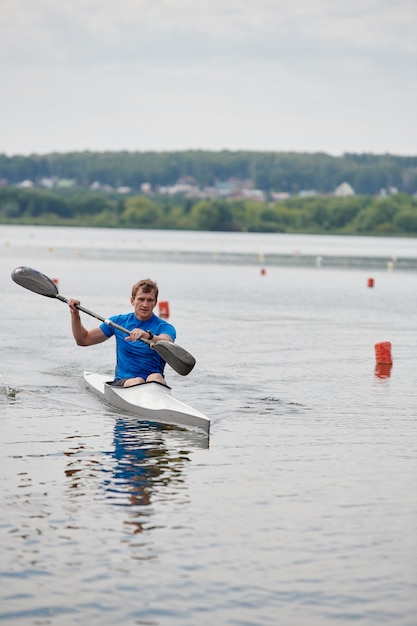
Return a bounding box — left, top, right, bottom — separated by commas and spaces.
131, 288, 157, 321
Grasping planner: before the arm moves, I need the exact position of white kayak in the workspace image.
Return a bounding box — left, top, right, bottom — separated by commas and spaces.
83, 371, 210, 435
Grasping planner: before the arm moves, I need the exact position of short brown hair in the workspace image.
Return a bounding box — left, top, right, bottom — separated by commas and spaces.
131, 279, 159, 301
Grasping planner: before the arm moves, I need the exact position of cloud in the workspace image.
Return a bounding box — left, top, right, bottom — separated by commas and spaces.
2, 0, 416, 65
1, 0, 416, 155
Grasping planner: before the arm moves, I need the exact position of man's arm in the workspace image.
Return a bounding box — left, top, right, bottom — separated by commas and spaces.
68, 298, 108, 346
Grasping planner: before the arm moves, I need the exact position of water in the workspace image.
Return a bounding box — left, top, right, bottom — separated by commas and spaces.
2, 225, 417, 270
1, 225, 416, 625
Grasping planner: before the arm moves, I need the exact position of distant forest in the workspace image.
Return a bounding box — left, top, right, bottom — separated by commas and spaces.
1, 151, 417, 235
1, 150, 417, 194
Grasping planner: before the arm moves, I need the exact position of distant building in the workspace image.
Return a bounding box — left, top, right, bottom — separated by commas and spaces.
334, 182, 355, 197
141, 182, 152, 194
379, 186, 398, 197
241, 188, 265, 201
56, 178, 76, 189
40, 177, 56, 189
213, 178, 251, 195
157, 183, 198, 196
271, 192, 291, 202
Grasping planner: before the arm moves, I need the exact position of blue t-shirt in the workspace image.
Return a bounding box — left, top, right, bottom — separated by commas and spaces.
99, 312, 176, 380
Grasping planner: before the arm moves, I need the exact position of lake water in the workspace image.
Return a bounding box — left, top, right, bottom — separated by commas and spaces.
1, 225, 416, 625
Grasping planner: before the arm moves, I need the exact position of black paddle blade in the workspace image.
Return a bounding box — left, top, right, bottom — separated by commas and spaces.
11, 266, 59, 298
153, 340, 196, 376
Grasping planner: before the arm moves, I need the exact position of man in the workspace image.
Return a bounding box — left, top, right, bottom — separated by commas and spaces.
68, 278, 176, 387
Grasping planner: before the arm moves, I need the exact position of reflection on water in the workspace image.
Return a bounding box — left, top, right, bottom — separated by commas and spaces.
374, 363, 393, 379
64, 418, 204, 537
105, 419, 192, 535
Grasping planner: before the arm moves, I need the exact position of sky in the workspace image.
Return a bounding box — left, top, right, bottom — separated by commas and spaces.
1, 0, 416, 157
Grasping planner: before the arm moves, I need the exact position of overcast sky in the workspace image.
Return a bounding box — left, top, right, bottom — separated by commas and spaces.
1, 0, 416, 157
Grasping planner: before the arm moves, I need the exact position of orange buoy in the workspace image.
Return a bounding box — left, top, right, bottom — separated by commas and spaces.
367, 278, 374, 288
158, 301, 170, 318
374, 341, 392, 365
260, 268, 266, 276
374, 363, 392, 379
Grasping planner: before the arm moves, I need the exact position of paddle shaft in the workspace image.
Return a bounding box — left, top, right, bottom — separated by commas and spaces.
57, 294, 153, 345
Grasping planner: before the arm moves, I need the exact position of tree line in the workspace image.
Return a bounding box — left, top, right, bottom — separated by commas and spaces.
1, 185, 417, 235
1, 150, 417, 195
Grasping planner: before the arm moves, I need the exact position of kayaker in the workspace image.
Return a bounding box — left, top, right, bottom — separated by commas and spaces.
68, 278, 176, 387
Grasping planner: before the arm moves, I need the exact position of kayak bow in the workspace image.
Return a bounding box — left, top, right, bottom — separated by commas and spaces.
83, 371, 210, 435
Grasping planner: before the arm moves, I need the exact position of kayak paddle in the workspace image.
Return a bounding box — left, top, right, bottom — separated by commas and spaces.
11, 266, 196, 376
